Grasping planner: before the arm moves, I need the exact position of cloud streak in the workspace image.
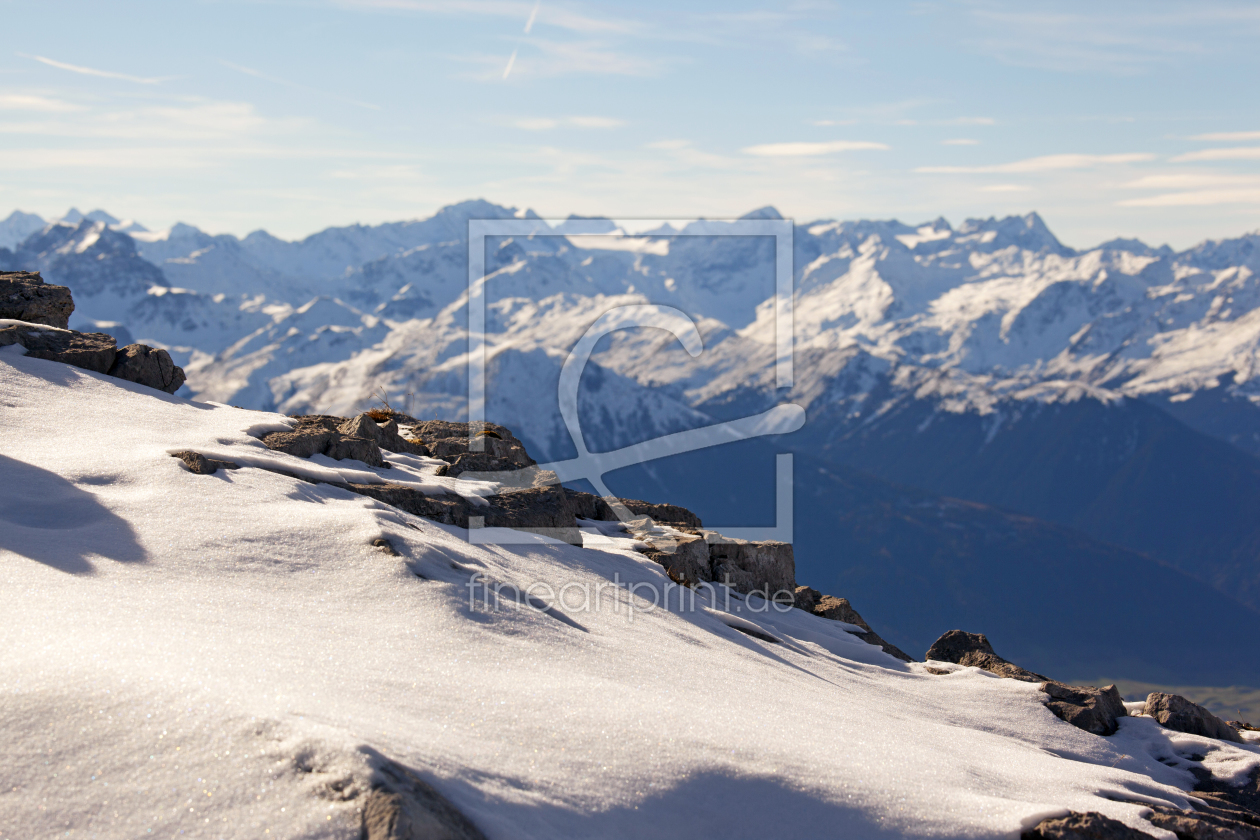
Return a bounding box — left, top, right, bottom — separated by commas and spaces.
917, 152, 1155, 174
1190, 130, 1260, 141
1171, 146, 1260, 162
743, 140, 889, 157
23, 54, 167, 85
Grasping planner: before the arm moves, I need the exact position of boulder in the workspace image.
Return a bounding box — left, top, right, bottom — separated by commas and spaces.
339, 413, 426, 456
1142, 693, 1245, 743
109, 343, 186, 393
925, 630, 1050, 683
170, 450, 240, 475
617, 498, 702, 529
1041, 682, 1128, 737
364, 757, 488, 840
1146, 804, 1260, 840
1021, 811, 1155, 839
0, 270, 74, 328
567, 490, 618, 521
324, 432, 385, 468
795, 589, 913, 662
261, 416, 384, 467
706, 535, 795, 598
0, 322, 117, 373
349, 483, 581, 545
644, 534, 713, 586
412, 421, 536, 470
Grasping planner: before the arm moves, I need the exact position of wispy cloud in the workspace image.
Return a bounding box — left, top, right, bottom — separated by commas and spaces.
1118, 188, 1260, 207
1171, 146, 1260, 162
335, 0, 643, 35
513, 115, 623, 130
1190, 130, 1260, 141
917, 152, 1154, 174
502, 49, 518, 79
221, 61, 381, 110
979, 184, 1030, 192
743, 140, 889, 157
942, 138, 979, 146
22, 54, 168, 85
0, 94, 81, 112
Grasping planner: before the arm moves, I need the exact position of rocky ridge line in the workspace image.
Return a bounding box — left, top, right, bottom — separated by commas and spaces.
0, 271, 186, 393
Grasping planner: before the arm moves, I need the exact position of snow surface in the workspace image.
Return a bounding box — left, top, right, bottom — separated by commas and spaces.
3, 353, 1259, 838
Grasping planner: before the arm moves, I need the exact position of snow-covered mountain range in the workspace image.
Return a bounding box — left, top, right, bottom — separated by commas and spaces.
6, 201, 1260, 648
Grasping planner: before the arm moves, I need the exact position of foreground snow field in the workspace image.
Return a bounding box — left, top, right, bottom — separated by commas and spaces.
2, 349, 1258, 839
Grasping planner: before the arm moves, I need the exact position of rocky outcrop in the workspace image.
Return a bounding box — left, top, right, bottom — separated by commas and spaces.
707, 536, 795, 597
1142, 692, 1245, 743
643, 534, 712, 586
363, 757, 488, 840
171, 450, 240, 475
0, 275, 186, 393
0, 322, 117, 373
1021, 811, 1154, 839
0, 270, 74, 328
1146, 803, 1260, 840
926, 631, 1128, 736
109, 343, 186, 393
618, 498, 702, 530
925, 631, 1051, 683
792, 587, 913, 661
411, 421, 536, 475
350, 483, 581, 546
262, 415, 385, 467
1041, 683, 1128, 737
339, 413, 427, 457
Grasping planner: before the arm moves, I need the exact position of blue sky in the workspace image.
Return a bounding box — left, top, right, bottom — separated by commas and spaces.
1, 0, 1258, 247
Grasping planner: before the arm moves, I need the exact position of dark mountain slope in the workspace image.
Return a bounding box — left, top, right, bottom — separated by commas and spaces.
589, 437, 1260, 687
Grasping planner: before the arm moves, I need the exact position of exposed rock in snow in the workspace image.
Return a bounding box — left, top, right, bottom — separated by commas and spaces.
1040, 683, 1128, 738
793, 588, 913, 662
0, 270, 74, 328
927, 630, 1052, 683
1142, 693, 1245, 744
0, 321, 118, 373
109, 343, 186, 393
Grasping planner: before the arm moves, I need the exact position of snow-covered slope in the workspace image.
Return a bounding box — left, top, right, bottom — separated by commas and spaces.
4, 347, 1259, 839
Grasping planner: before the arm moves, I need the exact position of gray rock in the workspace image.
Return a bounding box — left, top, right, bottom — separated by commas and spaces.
644, 534, 713, 586
413, 421, 536, 470
261, 415, 384, 467
1147, 804, 1260, 840
1021, 811, 1155, 839
108, 343, 186, 393
339, 413, 426, 455
566, 490, 618, 521
1041, 682, 1128, 737
0, 270, 74, 328
1143, 693, 1245, 743
707, 535, 796, 598
371, 538, 400, 556
617, 498, 702, 529
0, 322, 117, 373
799, 589, 913, 662
925, 630, 1050, 683
363, 757, 488, 840
323, 432, 385, 467
349, 483, 581, 545
261, 418, 336, 459
171, 450, 239, 475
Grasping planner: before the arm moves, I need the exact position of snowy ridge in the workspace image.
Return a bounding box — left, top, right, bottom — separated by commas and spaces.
4, 347, 1260, 838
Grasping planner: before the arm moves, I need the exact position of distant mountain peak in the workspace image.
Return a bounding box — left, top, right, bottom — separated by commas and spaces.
739, 206, 784, 221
